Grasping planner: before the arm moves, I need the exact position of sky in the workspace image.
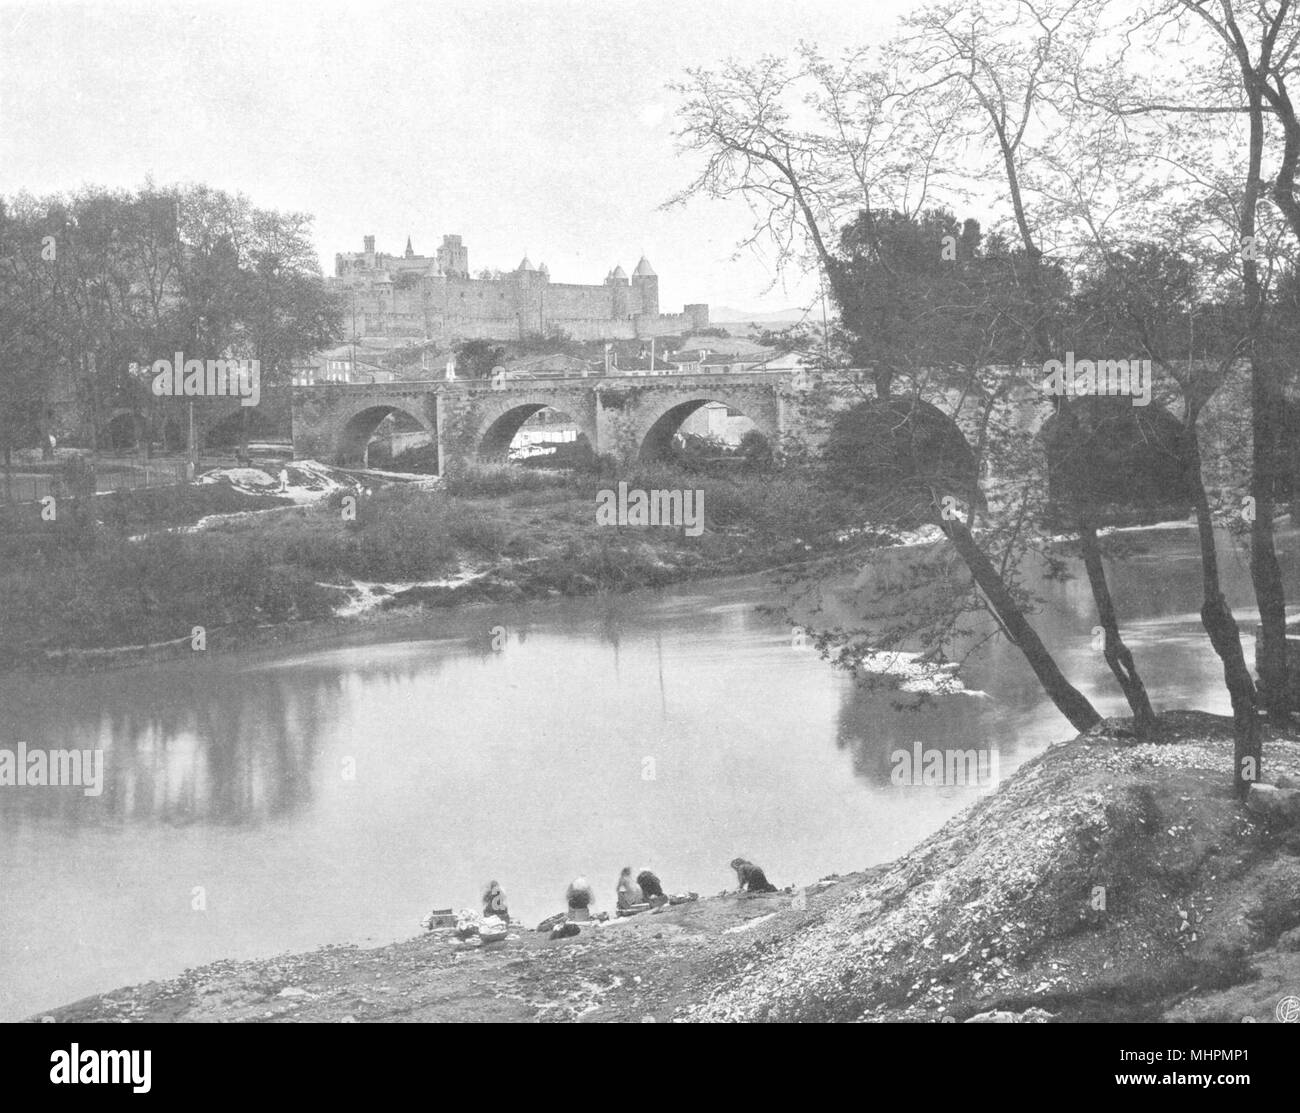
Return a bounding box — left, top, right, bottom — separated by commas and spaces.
0, 0, 919, 317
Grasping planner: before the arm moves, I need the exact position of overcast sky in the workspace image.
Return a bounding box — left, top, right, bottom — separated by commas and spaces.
0, 0, 919, 316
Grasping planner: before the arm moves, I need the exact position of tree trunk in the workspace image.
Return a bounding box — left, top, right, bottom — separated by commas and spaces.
84, 349, 99, 453
1250, 351, 1289, 722
1239, 75, 1290, 728
940, 513, 1102, 733
1052, 392, 1158, 738
1079, 516, 1157, 736
996, 111, 1158, 736
1182, 424, 1260, 796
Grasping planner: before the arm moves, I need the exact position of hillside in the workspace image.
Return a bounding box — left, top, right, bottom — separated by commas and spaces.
711, 306, 816, 325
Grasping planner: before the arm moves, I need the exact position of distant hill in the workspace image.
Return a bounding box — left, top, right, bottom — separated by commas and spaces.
710, 306, 813, 326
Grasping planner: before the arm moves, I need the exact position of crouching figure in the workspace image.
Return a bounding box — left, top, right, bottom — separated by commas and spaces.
730, 857, 777, 893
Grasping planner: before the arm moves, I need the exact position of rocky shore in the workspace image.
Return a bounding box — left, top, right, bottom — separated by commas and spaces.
30, 711, 1300, 1024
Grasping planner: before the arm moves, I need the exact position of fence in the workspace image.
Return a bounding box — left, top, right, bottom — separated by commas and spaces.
4, 460, 192, 505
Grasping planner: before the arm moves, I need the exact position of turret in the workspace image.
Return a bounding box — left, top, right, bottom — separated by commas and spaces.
606, 264, 630, 317
631, 256, 658, 317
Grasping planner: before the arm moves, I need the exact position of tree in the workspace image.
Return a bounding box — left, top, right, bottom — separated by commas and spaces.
0, 197, 60, 501
900, 0, 1157, 735
740, 428, 775, 472
1175, 1, 1297, 749
1069, 242, 1261, 764
1068, 0, 1300, 789
671, 46, 1107, 733
238, 203, 344, 451
455, 339, 506, 379
0, 183, 345, 461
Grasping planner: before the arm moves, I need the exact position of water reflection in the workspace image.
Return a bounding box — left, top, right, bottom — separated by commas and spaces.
0, 670, 351, 824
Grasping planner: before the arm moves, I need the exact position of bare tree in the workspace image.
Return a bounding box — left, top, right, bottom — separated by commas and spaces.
900, 0, 1157, 734
671, 45, 1104, 732
1068, 0, 1300, 789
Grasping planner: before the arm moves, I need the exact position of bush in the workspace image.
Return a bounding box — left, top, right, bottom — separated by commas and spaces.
386, 441, 440, 473
447, 512, 510, 555
740, 430, 775, 473
442, 463, 568, 498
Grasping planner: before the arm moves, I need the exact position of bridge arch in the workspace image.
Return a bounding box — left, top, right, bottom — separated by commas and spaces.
475, 398, 597, 463
202, 404, 256, 448
335, 403, 435, 467
634, 394, 779, 463
822, 397, 982, 517
1038, 397, 1190, 520
103, 409, 148, 450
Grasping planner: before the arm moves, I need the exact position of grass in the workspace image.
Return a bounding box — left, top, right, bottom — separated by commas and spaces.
0, 461, 860, 663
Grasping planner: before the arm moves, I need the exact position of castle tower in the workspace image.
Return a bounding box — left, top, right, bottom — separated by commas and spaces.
606, 264, 629, 318
632, 256, 658, 317
436, 235, 469, 278
684, 303, 710, 330
515, 255, 540, 336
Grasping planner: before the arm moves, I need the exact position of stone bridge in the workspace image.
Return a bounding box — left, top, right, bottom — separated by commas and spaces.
291, 371, 834, 471
88, 399, 279, 457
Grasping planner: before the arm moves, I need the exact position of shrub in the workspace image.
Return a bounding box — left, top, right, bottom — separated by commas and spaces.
442, 463, 567, 498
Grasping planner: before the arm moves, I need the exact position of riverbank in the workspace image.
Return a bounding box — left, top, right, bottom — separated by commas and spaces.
0, 460, 877, 673
30, 712, 1300, 1023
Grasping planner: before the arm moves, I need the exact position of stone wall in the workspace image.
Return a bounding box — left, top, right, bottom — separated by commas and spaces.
331, 269, 702, 343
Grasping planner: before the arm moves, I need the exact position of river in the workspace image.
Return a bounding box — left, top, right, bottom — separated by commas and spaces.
1, 522, 1293, 1020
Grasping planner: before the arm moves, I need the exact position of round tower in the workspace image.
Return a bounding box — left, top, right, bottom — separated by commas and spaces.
631, 256, 658, 317
606, 264, 630, 318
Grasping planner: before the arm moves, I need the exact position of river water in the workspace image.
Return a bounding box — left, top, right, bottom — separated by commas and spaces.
1, 523, 1294, 1019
